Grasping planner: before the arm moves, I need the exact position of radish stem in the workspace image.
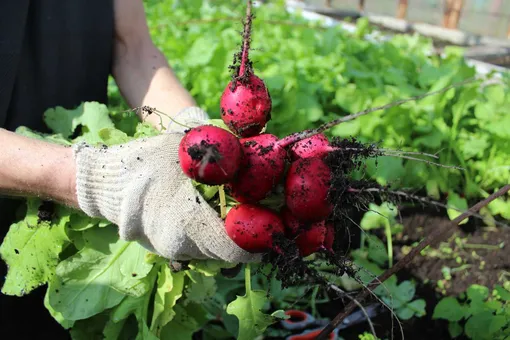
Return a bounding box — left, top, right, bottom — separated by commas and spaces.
219, 185, 227, 218
238, 0, 253, 77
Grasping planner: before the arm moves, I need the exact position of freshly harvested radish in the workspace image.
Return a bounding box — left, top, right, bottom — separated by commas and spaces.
285, 157, 333, 222
280, 206, 302, 238
289, 133, 332, 161
225, 134, 287, 203
178, 125, 242, 185
221, 74, 272, 138
224, 203, 285, 253
281, 206, 335, 256
220, 0, 272, 137
295, 222, 334, 257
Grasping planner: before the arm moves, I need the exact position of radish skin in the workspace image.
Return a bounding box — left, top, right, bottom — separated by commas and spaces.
289, 133, 333, 160
221, 74, 272, 138
178, 125, 242, 185
226, 134, 287, 203
295, 222, 334, 257
285, 157, 333, 222
224, 203, 285, 253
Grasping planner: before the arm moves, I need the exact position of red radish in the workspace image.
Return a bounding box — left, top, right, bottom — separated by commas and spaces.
285, 157, 333, 222
220, 0, 272, 138
289, 133, 332, 161
280, 206, 302, 238
295, 221, 334, 257
225, 134, 287, 203
178, 125, 242, 185
221, 74, 272, 138
224, 203, 285, 253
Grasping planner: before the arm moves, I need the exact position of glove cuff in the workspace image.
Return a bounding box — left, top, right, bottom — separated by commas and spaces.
166, 106, 210, 133
72, 142, 127, 224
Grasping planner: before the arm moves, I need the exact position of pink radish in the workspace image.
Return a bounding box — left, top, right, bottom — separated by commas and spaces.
285, 157, 333, 222
224, 203, 285, 253
282, 206, 335, 256
295, 222, 335, 257
280, 206, 302, 238
289, 133, 332, 161
178, 125, 242, 185
221, 74, 272, 138
225, 134, 287, 203
220, 0, 272, 138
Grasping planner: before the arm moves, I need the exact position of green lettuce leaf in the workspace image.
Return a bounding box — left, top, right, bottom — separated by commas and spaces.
48, 226, 153, 320
0, 199, 71, 296
150, 265, 185, 336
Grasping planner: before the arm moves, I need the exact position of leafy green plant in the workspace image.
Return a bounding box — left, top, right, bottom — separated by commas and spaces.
0, 102, 287, 340
2, 1, 510, 339
433, 284, 510, 339
350, 236, 427, 321
132, 0, 510, 223
359, 202, 404, 267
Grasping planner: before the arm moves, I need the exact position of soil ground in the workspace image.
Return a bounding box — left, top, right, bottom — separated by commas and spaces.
312, 207, 509, 340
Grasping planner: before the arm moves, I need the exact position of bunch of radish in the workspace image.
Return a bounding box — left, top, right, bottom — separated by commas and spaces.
177, 0, 471, 262
177, 0, 339, 259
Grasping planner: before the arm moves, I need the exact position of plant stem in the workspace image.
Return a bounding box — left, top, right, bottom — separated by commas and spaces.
239, 0, 252, 76
385, 221, 393, 268
245, 263, 252, 294
315, 184, 510, 340
462, 242, 503, 250
219, 185, 227, 219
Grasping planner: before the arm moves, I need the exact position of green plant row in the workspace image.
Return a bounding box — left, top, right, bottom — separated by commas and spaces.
114, 0, 510, 221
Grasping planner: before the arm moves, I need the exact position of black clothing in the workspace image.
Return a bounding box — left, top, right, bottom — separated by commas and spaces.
0, 1, 114, 338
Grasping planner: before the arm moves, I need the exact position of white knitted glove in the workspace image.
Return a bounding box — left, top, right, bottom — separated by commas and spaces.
72, 107, 260, 263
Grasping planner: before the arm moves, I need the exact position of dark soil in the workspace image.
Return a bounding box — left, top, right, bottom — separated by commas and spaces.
307, 209, 509, 339
393, 213, 510, 296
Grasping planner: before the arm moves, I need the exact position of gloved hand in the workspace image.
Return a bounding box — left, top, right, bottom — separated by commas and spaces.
72, 106, 260, 263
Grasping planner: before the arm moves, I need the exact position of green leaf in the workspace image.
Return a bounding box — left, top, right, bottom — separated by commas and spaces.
226, 288, 280, 340
396, 281, 416, 303
365, 235, 388, 266
187, 259, 237, 277
447, 192, 469, 225
44, 287, 75, 329
396, 299, 426, 320
467, 284, 490, 302
48, 226, 153, 320
134, 122, 160, 138
365, 157, 406, 186
0, 199, 70, 296
465, 311, 504, 339
160, 304, 209, 340
109, 266, 159, 339
360, 202, 398, 231
494, 285, 510, 301
69, 213, 110, 231
296, 93, 323, 122
448, 321, 463, 338
185, 36, 218, 67
433, 297, 465, 322
43, 102, 115, 144
15, 126, 72, 145
184, 270, 217, 305
150, 266, 185, 336
98, 128, 131, 145
69, 312, 111, 340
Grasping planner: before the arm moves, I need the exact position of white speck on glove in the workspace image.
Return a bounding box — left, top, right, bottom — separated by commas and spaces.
72, 107, 260, 263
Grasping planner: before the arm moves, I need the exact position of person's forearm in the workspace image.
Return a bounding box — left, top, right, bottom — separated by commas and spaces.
112, 39, 197, 130
0, 128, 78, 208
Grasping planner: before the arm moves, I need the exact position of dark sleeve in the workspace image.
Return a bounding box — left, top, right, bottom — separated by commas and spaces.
0, 0, 114, 132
